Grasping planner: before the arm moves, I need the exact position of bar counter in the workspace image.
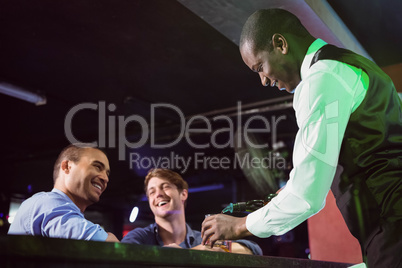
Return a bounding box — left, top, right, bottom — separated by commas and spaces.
1, 235, 352, 267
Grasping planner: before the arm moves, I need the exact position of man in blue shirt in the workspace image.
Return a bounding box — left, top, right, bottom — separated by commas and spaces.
122, 168, 262, 255
8, 144, 119, 242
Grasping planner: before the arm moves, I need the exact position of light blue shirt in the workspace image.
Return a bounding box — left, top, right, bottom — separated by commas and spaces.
8, 188, 108, 241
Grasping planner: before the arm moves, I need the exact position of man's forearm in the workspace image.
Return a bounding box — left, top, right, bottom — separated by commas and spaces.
105, 232, 120, 242
231, 242, 253, 255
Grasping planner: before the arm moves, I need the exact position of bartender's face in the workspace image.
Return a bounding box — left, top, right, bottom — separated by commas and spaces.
240, 34, 301, 93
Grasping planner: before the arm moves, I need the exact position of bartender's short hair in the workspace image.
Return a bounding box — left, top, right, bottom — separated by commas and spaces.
240, 8, 310, 53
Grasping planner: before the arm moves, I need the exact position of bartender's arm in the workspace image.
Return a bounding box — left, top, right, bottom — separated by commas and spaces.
202, 70, 360, 246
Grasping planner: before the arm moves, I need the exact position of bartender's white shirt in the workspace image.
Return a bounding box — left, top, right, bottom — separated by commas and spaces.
246, 39, 369, 237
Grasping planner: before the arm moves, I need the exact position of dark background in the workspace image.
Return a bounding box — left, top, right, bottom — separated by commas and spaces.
1, 0, 401, 258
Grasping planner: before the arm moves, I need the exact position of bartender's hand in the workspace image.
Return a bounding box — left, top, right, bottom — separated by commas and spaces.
201, 214, 252, 248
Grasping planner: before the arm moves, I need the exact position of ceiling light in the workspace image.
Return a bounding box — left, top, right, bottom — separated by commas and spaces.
0, 82, 46, 105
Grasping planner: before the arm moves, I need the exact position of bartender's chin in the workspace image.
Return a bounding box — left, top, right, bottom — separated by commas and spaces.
280, 87, 295, 94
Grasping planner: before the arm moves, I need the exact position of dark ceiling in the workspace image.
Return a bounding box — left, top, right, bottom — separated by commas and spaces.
1, 0, 401, 238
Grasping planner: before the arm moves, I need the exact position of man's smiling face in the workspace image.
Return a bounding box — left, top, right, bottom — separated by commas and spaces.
61, 148, 110, 211
146, 176, 187, 219
240, 36, 301, 93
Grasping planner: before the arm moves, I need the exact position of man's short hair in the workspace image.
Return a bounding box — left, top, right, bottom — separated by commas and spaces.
240, 8, 310, 53
53, 143, 106, 182
144, 168, 188, 196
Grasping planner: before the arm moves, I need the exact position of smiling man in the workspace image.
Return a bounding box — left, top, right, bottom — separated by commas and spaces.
8, 144, 119, 242
122, 168, 262, 255
202, 8, 402, 268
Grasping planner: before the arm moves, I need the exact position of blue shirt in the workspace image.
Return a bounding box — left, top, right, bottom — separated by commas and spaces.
8, 188, 108, 241
121, 222, 263, 255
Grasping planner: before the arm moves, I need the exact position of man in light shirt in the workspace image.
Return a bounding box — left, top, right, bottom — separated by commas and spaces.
201, 9, 402, 268
8, 144, 119, 242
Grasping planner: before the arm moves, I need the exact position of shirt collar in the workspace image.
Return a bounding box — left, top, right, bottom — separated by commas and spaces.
51, 188, 82, 212
300, 38, 327, 80
153, 223, 195, 247
52, 188, 72, 201
185, 224, 196, 245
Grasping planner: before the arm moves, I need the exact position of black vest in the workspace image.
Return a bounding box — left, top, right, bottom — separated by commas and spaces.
310, 45, 402, 248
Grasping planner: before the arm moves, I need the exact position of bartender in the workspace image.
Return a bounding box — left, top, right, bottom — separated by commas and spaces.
201, 9, 402, 268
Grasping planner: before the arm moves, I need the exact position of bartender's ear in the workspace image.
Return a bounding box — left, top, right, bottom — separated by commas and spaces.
60, 160, 70, 174
272, 33, 288, 54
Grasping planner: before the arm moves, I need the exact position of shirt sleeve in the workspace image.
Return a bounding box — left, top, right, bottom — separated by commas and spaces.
234, 239, 263, 255
121, 227, 153, 245
246, 62, 364, 237
34, 203, 108, 241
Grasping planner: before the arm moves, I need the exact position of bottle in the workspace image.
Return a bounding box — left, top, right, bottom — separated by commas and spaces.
221, 193, 277, 214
